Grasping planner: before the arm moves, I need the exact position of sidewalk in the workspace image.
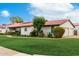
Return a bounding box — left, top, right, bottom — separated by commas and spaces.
0, 46, 31, 56
63, 36, 79, 38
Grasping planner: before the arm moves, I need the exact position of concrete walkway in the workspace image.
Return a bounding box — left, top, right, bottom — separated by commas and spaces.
0, 46, 31, 56
64, 36, 79, 38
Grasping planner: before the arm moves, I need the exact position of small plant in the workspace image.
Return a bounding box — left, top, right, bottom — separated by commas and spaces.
53, 27, 65, 38
30, 29, 37, 37
0, 33, 5, 35
38, 30, 44, 37
5, 31, 20, 36
48, 32, 52, 38
20, 35, 27, 37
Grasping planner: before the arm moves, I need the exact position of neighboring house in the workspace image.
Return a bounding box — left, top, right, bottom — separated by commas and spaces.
0, 24, 8, 33
7, 22, 33, 36
7, 23, 22, 32
5, 19, 75, 37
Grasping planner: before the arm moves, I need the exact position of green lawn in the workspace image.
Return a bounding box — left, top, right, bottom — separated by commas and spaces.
0, 35, 79, 56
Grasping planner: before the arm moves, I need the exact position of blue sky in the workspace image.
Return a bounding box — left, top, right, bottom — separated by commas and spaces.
0, 3, 79, 24
0, 3, 33, 24
72, 3, 79, 9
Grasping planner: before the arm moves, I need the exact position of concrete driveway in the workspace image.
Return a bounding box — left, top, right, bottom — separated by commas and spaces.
0, 46, 31, 56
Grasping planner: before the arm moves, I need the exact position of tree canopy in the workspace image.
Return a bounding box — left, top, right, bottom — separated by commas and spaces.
10, 16, 23, 23
33, 16, 46, 36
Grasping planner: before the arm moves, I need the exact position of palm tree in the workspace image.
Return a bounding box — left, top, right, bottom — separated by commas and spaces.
10, 16, 23, 24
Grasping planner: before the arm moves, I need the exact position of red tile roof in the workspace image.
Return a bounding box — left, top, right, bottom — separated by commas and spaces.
0, 25, 6, 28
6, 19, 71, 28
45, 19, 68, 26
7, 22, 33, 28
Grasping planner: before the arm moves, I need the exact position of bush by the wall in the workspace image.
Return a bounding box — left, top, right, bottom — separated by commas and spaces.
5, 31, 20, 36
53, 27, 65, 38
48, 32, 52, 38
30, 30, 37, 37
0, 33, 5, 35
38, 30, 44, 37
30, 30, 44, 37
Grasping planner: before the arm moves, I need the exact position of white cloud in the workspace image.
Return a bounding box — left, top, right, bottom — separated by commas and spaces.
1, 10, 10, 17
64, 9, 79, 23
29, 3, 79, 23
29, 3, 74, 20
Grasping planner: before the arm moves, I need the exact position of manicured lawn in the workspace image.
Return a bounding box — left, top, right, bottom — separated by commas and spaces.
0, 35, 79, 56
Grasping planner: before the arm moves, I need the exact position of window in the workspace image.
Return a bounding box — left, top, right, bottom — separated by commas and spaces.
25, 27, 27, 31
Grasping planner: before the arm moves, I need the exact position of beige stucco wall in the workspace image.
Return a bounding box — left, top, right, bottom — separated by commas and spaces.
20, 21, 74, 37
21, 26, 51, 36
0, 28, 7, 33
41, 26, 51, 36
60, 21, 74, 37
75, 26, 79, 35
21, 26, 33, 35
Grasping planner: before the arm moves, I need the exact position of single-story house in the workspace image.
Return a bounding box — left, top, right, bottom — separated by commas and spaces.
3, 19, 75, 37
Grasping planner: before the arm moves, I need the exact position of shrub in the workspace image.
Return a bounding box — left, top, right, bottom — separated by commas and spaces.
30, 30, 44, 37
0, 33, 5, 35
53, 27, 65, 38
20, 35, 27, 37
15, 31, 20, 36
38, 30, 44, 37
5, 31, 20, 36
30, 30, 37, 37
5, 32, 10, 35
48, 32, 52, 38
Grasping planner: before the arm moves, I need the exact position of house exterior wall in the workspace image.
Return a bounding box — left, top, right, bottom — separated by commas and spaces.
21, 26, 51, 36
41, 26, 51, 36
42, 21, 74, 37
21, 26, 33, 35
75, 26, 79, 35
60, 21, 74, 37
0, 28, 7, 33
20, 21, 74, 37
20, 26, 51, 36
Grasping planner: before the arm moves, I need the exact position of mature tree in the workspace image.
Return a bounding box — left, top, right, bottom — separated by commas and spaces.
33, 16, 46, 36
10, 16, 23, 23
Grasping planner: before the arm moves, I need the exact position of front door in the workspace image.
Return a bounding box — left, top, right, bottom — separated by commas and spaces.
74, 30, 77, 35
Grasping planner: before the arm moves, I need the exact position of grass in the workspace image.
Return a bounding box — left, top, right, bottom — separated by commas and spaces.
0, 35, 79, 55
